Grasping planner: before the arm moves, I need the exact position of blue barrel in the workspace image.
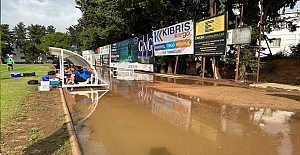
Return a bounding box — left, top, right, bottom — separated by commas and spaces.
42, 75, 50, 81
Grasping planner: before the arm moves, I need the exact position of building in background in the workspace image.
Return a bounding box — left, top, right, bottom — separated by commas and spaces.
261, 9, 300, 56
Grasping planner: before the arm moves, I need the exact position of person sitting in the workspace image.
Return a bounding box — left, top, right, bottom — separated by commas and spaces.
68, 66, 93, 84
64, 65, 73, 84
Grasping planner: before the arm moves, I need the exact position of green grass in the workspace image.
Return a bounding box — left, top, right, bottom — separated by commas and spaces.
0, 64, 53, 126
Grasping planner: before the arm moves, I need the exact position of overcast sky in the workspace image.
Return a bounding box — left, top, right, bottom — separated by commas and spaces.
1, 0, 300, 33
1, 0, 82, 32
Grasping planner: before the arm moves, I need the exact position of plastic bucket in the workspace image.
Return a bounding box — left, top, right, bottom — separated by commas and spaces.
11, 73, 21, 78
42, 75, 50, 81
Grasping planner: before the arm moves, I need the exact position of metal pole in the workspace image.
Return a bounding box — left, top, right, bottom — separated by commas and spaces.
257, 0, 263, 83
174, 56, 178, 75
213, 2, 217, 79
174, 16, 178, 75
234, 4, 244, 82
201, 56, 206, 78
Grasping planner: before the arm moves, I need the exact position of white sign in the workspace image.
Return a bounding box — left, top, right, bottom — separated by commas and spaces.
153, 20, 194, 56
82, 50, 95, 65
227, 27, 251, 45
100, 45, 111, 55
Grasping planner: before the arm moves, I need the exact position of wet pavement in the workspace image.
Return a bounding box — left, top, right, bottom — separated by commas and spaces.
69, 70, 300, 155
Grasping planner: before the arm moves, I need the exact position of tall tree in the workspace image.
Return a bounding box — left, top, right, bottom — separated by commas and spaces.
0, 24, 13, 63
37, 32, 71, 53
12, 22, 27, 52
24, 24, 46, 63
46, 25, 56, 34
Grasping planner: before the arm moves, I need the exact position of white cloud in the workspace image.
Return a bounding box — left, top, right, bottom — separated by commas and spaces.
1, 0, 82, 32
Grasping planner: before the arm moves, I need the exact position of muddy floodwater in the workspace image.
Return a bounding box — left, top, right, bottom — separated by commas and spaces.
70, 71, 300, 155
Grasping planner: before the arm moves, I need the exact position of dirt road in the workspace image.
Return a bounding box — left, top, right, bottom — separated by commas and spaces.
147, 79, 300, 111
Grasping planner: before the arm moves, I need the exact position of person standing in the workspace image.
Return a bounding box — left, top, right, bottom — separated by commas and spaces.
7, 58, 14, 71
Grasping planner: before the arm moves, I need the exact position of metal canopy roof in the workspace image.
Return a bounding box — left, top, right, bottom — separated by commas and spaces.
49, 47, 109, 88
49, 47, 91, 67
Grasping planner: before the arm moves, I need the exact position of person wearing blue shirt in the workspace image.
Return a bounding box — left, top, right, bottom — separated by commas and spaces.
68, 66, 92, 84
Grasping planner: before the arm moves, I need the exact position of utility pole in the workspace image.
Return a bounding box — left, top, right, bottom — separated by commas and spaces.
212, 2, 217, 79
257, 0, 263, 83
234, 4, 244, 82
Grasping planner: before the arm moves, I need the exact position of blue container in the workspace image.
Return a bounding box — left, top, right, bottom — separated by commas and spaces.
50, 79, 59, 85
42, 75, 50, 81
11, 73, 21, 78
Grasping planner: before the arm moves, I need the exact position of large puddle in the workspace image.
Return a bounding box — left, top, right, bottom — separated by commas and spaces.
70, 70, 300, 155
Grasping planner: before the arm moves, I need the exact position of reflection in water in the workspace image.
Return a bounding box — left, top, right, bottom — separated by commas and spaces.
251, 108, 294, 155
71, 69, 300, 155
71, 90, 109, 123
151, 91, 191, 130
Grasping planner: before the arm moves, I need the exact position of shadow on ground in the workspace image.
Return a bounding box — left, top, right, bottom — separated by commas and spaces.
22, 124, 69, 155
267, 94, 300, 102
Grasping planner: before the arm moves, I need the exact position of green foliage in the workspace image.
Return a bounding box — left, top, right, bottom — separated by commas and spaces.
46, 25, 56, 34
1, 24, 14, 62
221, 47, 257, 80
290, 43, 300, 58
38, 32, 71, 53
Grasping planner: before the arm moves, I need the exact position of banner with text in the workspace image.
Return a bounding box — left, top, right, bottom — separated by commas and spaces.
153, 20, 194, 56
100, 45, 111, 67
194, 12, 228, 56
111, 38, 139, 63
138, 33, 154, 64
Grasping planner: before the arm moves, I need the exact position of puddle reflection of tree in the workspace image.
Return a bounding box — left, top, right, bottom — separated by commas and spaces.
22, 124, 69, 155
266, 94, 300, 102
149, 147, 173, 155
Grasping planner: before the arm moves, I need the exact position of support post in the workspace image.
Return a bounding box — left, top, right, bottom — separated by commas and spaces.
201, 56, 206, 78
174, 56, 178, 75
212, 2, 217, 79
234, 4, 244, 83
257, 0, 263, 83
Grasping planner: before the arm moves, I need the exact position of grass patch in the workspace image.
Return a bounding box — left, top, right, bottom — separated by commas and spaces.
1, 64, 72, 154
0, 64, 53, 124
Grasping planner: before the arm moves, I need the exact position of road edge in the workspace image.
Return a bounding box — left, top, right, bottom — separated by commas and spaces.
59, 88, 82, 155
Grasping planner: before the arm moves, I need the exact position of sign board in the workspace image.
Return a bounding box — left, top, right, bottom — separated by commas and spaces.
153, 20, 194, 56
227, 27, 251, 45
194, 12, 228, 56
82, 50, 95, 65
138, 33, 154, 64
111, 38, 138, 63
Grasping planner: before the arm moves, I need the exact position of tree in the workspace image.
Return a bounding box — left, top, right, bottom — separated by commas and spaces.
0, 24, 14, 63
24, 24, 46, 63
38, 32, 71, 53
290, 43, 300, 58
46, 25, 56, 34
12, 22, 27, 53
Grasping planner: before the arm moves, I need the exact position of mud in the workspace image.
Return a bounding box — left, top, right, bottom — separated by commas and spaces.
65, 71, 300, 155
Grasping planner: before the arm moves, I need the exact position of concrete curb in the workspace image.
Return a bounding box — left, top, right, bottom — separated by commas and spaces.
59, 88, 82, 155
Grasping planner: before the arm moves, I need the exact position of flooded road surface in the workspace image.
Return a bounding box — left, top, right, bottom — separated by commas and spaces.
70, 71, 300, 155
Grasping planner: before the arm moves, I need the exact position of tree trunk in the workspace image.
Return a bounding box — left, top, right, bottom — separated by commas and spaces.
167, 59, 173, 74
160, 65, 166, 73
209, 0, 214, 16
212, 57, 222, 79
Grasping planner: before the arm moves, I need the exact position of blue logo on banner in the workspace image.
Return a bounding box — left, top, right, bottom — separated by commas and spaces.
165, 41, 176, 49
154, 43, 166, 51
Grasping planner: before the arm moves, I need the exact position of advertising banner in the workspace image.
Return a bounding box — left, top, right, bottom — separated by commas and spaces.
82, 50, 95, 65
138, 33, 154, 64
111, 38, 139, 63
153, 20, 194, 56
100, 45, 111, 66
100, 45, 110, 55
95, 54, 102, 66
194, 12, 228, 56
